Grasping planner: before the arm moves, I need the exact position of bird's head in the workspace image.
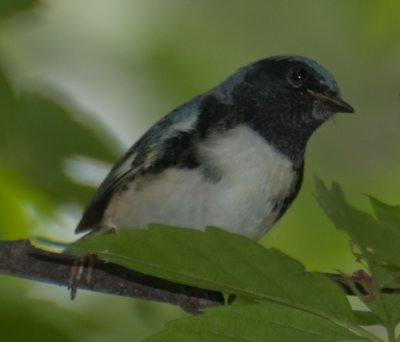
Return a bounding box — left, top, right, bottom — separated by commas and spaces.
237, 56, 353, 124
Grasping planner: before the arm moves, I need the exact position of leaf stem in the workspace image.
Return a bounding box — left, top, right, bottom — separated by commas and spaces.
386, 318, 396, 342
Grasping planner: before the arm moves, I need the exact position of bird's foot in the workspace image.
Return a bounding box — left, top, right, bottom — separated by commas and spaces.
68, 253, 96, 300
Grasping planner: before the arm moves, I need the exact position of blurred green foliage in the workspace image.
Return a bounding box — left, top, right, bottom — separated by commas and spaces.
0, 164, 44, 239
0, 68, 117, 204
0, 276, 100, 342
0, 0, 399, 341
0, 0, 38, 18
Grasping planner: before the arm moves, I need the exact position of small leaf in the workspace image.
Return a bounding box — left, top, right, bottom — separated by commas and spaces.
315, 178, 400, 328
314, 178, 400, 280
369, 196, 400, 227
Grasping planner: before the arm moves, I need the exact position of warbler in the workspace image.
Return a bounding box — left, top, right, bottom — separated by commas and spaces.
76, 56, 353, 240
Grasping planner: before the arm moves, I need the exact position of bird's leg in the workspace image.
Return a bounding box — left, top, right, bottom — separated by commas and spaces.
68, 227, 116, 300
68, 254, 97, 300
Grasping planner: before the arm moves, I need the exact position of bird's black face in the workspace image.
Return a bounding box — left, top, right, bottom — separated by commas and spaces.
239, 56, 354, 130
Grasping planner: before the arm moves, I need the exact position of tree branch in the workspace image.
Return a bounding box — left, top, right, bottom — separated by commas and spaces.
1, 239, 399, 314
0, 239, 223, 314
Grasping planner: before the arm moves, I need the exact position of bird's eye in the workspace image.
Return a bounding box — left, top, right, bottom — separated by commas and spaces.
286, 65, 309, 88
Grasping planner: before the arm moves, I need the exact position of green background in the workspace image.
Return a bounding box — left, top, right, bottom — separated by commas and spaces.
0, 0, 399, 341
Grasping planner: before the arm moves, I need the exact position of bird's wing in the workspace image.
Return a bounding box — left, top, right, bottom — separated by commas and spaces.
75, 98, 202, 233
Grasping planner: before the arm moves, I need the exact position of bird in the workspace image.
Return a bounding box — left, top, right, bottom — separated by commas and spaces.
75, 55, 354, 241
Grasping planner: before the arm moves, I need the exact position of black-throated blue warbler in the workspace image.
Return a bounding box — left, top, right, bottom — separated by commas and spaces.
76, 56, 353, 240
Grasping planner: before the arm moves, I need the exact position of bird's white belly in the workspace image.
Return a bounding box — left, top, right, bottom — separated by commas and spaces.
103, 125, 296, 240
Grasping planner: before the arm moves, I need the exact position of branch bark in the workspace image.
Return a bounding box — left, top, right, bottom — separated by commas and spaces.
0, 239, 223, 313
1, 239, 399, 314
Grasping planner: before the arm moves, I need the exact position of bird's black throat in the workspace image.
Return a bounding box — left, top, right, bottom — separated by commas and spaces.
197, 93, 320, 167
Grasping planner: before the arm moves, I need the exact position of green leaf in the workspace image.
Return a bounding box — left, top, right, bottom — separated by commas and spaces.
368, 196, 400, 226
314, 179, 400, 281
0, 68, 118, 204
147, 302, 369, 342
68, 225, 356, 326
0, 0, 38, 18
314, 178, 400, 330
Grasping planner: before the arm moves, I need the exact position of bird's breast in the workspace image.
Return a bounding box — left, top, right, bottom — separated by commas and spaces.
104, 125, 297, 240
197, 124, 297, 238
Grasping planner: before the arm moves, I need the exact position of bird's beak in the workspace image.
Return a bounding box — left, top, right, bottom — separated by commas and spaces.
307, 89, 354, 113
